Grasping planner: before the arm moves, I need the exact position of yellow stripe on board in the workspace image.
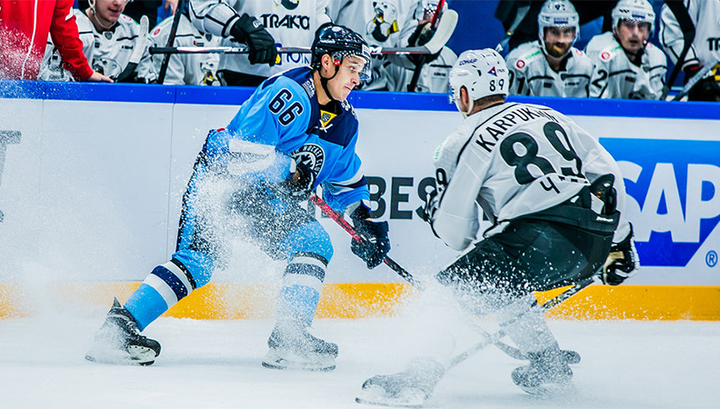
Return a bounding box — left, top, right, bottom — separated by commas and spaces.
1, 283, 719, 321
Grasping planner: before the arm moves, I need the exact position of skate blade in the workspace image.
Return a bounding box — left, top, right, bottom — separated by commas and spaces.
261, 348, 336, 372
355, 385, 426, 408
85, 344, 157, 366
518, 380, 573, 397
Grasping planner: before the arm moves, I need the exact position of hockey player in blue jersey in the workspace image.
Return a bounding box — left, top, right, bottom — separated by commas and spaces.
86, 23, 391, 371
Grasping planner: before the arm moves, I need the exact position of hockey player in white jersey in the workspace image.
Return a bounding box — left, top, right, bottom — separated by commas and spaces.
585, 0, 666, 100
384, 0, 457, 93
39, 0, 157, 82
150, 11, 220, 85
660, 0, 720, 101
189, 0, 330, 86
505, 0, 594, 97
332, 0, 423, 90
357, 49, 639, 405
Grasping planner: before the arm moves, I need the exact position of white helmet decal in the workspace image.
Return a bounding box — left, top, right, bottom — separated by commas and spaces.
612, 0, 656, 36
537, 0, 580, 55
449, 49, 508, 116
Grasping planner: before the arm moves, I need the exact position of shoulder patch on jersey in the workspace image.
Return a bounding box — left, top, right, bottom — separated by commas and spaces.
152, 27, 162, 37
515, 59, 526, 69
121, 15, 134, 23
600, 51, 612, 62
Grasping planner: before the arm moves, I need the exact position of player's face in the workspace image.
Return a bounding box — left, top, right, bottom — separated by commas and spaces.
95, 0, 128, 24
327, 55, 366, 101
614, 20, 650, 55
543, 27, 576, 58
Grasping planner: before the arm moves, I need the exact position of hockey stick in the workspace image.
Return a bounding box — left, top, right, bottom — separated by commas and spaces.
115, 15, 149, 83
659, 0, 695, 100
157, 0, 186, 84
149, 10, 458, 57
310, 193, 566, 363
446, 275, 596, 371
356, 276, 596, 407
495, 3, 530, 55
671, 58, 719, 101
309, 194, 423, 290
407, 0, 448, 92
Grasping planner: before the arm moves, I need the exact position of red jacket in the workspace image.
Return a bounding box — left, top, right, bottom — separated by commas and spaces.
0, 0, 93, 80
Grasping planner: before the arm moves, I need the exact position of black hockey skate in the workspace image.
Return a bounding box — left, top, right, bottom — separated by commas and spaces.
261, 323, 338, 371
85, 298, 161, 366
512, 348, 573, 396
355, 358, 445, 408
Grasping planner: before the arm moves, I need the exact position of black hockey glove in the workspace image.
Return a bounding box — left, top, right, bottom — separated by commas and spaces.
350, 205, 391, 269
281, 161, 316, 201
421, 189, 438, 224
601, 225, 639, 286
230, 14, 278, 66
684, 64, 720, 102
407, 21, 440, 65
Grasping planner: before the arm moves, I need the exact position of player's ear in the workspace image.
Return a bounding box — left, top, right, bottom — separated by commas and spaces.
460, 86, 470, 108
320, 54, 333, 72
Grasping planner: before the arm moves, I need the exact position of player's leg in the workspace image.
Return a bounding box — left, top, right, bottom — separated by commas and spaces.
440, 219, 610, 395
263, 220, 337, 371
86, 161, 219, 365
228, 186, 338, 371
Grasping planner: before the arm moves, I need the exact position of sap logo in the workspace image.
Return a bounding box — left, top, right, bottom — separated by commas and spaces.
603, 138, 720, 267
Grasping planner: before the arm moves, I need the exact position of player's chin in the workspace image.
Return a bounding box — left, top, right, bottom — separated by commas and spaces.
338, 87, 353, 100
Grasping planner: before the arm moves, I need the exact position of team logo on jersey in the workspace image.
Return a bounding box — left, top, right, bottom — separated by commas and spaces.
273, 0, 300, 10
291, 143, 325, 176
319, 110, 337, 132
600, 51, 611, 61
515, 60, 526, 69
367, 2, 399, 43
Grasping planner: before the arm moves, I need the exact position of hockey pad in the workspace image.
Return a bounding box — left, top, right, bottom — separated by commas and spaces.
356, 358, 444, 408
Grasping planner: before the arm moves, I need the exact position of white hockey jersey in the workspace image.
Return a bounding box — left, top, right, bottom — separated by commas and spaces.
660, 1, 720, 78
428, 102, 630, 251
333, 0, 422, 90
40, 10, 156, 82
149, 14, 220, 85
188, 0, 331, 77
505, 41, 594, 98
385, 46, 456, 93
585, 32, 667, 100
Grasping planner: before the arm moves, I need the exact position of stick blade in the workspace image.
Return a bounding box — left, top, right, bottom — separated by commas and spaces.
424, 9, 458, 54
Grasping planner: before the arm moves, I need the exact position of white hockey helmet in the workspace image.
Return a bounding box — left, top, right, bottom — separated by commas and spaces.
612, 0, 656, 36
448, 49, 508, 116
537, 0, 580, 50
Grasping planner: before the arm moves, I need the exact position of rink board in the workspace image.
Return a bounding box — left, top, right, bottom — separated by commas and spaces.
1, 81, 719, 320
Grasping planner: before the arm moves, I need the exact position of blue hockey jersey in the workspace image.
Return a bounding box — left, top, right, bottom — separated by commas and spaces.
202, 67, 369, 211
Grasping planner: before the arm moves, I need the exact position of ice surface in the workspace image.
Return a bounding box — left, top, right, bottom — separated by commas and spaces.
1, 311, 719, 409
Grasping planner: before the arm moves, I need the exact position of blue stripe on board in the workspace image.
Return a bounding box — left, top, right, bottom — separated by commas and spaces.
2, 80, 719, 120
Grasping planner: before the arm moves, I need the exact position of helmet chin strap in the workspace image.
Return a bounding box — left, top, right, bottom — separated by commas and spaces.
88, 0, 118, 31
319, 60, 341, 103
